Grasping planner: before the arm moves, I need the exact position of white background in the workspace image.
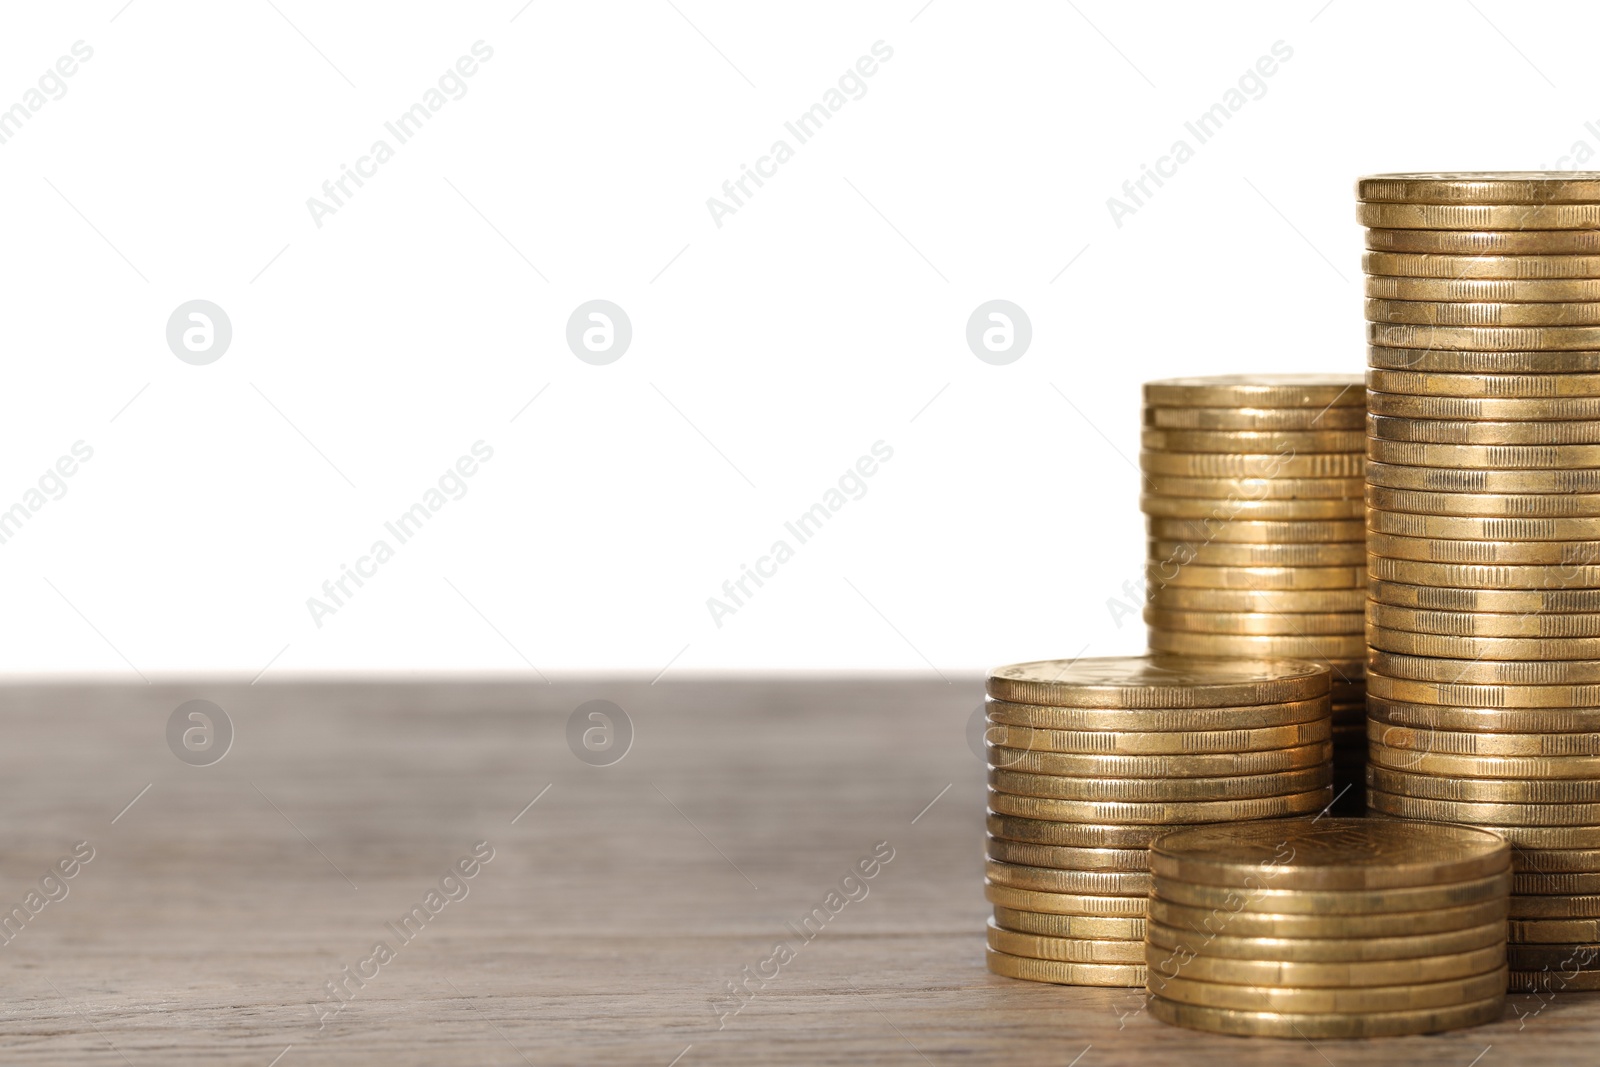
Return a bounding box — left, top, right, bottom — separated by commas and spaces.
0, 0, 1590, 678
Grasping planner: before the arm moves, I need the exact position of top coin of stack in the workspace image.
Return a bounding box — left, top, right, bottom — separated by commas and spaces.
1145, 817, 1509, 1038
1140, 375, 1367, 811
1360, 171, 1600, 994
983, 655, 1332, 988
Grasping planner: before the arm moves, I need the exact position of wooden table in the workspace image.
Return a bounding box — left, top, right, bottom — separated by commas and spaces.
1, 678, 1583, 1064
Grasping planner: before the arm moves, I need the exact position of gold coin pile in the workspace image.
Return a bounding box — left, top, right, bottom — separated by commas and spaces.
983, 656, 1332, 987
1361, 170, 1600, 993
1146, 817, 1510, 1037
1141, 375, 1367, 811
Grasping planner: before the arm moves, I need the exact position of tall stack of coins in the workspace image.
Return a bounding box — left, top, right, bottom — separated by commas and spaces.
1146, 818, 1510, 1037
1141, 376, 1367, 810
1359, 171, 1600, 994
983, 656, 1332, 987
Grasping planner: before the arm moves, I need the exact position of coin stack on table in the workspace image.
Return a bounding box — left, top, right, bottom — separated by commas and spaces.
983, 656, 1332, 987
1141, 376, 1367, 811
1359, 171, 1600, 994
1145, 817, 1510, 1037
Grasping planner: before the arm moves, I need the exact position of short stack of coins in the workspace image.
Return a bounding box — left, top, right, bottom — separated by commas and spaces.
1140, 375, 1367, 811
1146, 818, 1510, 1038
983, 656, 1333, 987
1359, 172, 1600, 993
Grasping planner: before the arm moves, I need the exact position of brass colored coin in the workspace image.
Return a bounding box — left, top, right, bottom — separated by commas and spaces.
1369, 347, 1600, 375
1370, 321, 1600, 351
1149, 586, 1366, 613
984, 860, 1150, 896
1146, 941, 1506, 986
1505, 943, 1600, 970
1146, 968, 1508, 1015
1369, 555, 1600, 589
1148, 564, 1364, 591
1368, 486, 1600, 516
1142, 475, 1364, 501
1368, 694, 1600, 733
985, 655, 1329, 709
1368, 298, 1600, 327
1369, 766, 1600, 804
1367, 786, 1600, 825
1509, 969, 1600, 992
984, 882, 1147, 917
1145, 406, 1367, 430
1148, 631, 1366, 660
1143, 375, 1363, 409
1514, 872, 1600, 895
1363, 251, 1600, 279
1368, 531, 1600, 563
1144, 607, 1361, 636
1509, 895, 1600, 919
1150, 538, 1366, 566
1147, 517, 1365, 544
989, 720, 1332, 756
991, 907, 1146, 939
1139, 450, 1366, 478
1462, 825, 1600, 849
1367, 721, 1600, 759
1152, 872, 1510, 916
1502, 849, 1600, 874
1367, 650, 1600, 685
986, 814, 1199, 849
986, 743, 1334, 781
1368, 741, 1600, 780
1366, 275, 1600, 302
1367, 367, 1600, 397
1145, 992, 1504, 1039
1368, 628, 1600, 660
1510, 918, 1600, 942
985, 920, 1145, 963
989, 764, 1331, 803
1367, 672, 1600, 708
1368, 509, 1600, 541
1147, 918, 1507, 962
1358, 201, 1600, 229
1358, 173, 1600, 204
1368, 414, 1600, 446
1368, 602, 1600, 638
1367, 228, 1600, 254
1150, 895, 1507, 939
984, 947, 1144, 986
1149, 816, 1508, 891
1141, 494, 1364, 521
1369, 437, 1600, 468
1141, 427, 1365, 454
1366, 394, 1600, 423
987, 786, 1334, 824
1368, 578, 1600, 613
985, 695, 1331, 732
985, 837, 1148, 872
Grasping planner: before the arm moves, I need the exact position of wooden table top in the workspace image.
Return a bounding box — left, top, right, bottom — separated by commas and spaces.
0, 677, 1582, 1064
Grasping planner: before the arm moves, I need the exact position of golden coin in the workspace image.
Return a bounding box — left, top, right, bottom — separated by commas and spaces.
1504, 849, 1600, 874
1368, 486, 1600, 516
1367, 672, 1600, 708
1366, 394, 1600, 422
1368, 531, 1600, 563
1150, 538, 1366, 566
984, 882, 1147, 917
984, 947, 1144, 986
1369, 629, 1600, 660
1368, 766, 1600, 804
1148, 631, 1366, 660
1152, 872, 1510, 916
1141, 494, 1365, 521
985, 837, 1148, 872
1368, 741, 1600, 780
991, 907, 1146, 939
1368, 415, 1600, 446
1364, 251, 1600, 279
1368, 721, 1600, 759
1506, 943, 1600, 970
1146, 968, 1508, 1015
1368, 578, 1600, 613
1148, 587, 1367, 612
1508, 895, 1600, 919
987, 786, 1333, 824
989, 765, 1331, 803
1145, 406, 1367, 430
1368, 298, 1600, 327
1367, 345, 1600, 373
1149, 564, 1364, 591
1368, 367, 1600, 397
1367, 786, 1600, 825
1368, 602, 1600, 638
1368, 509, 1600, 541
1149, 816, 1508, 891
1147, 516, 1365, 544
1147, 918, 1507, 962
985, 695, 1331, 732
1462, 825, 1600, 848
1370, 556, 1600, 589
1369, 437, 1600, 468
984, 860, 1150, 895
1142, 474, 1364, 500
1367, 228, 1600, 254
1368, 694, 1600, 733
986, 743, 1334, 781
1358, 201, 1600, 229
1359, 173, 1600, 204
1141, 427, 1365, 454
1514, 872, 1600, 895
1510, 918, 1600, 942
1146, 992, 1504, 1039
988, 720, 1333, 756
1369, 650, 1600, 685
1510, 969, 1600, 992
1366, 275, 1600, 302
1147, 941, 1506, 986
985, 921, 1146, 963
1143, 375, 1363, 409
985, 655, 1329, 709
1139, 450, 1366, 478
1143, 607, 1361, 636
1150, 895, 1507, 939
986, 813, 1197, 849
1371, 321, 1600, 351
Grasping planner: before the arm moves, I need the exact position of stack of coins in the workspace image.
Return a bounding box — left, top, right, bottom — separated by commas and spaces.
1140, 376, 1367, 811
1359, 172, 1600, 993
983, 656, 1332, 987
1146, 818, 1510, 1038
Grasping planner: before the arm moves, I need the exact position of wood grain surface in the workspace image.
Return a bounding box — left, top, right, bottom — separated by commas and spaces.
0, 677, 1581, 1064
